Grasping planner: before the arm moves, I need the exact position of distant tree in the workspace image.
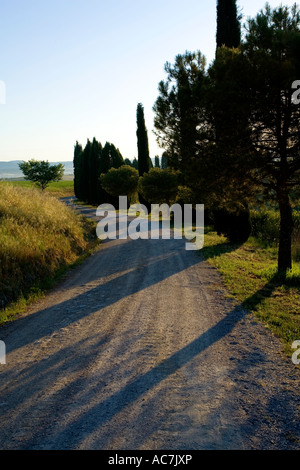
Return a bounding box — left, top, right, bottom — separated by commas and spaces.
100, 142, 124, 171
161, 152, 168, 169
100, 165, 139, 204
138, 168, 180, 205
19, 159, 64, 190
136, 103, 150, 176
88, 138, 102, 204
216, 0, 241, 50
80, 139, 92, 202
124, 158, 132, 166
132, 157, 139, 170
154, 156, 160, 168
73, 141, 83, 199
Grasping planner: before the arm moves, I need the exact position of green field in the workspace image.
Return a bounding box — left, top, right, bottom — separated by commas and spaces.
1, 178, 75, 198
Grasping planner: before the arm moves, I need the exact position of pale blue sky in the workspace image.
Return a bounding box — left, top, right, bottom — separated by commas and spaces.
0, 0, 291, 162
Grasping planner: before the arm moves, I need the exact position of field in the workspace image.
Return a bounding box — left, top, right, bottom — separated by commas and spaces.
2, 178, 75, 198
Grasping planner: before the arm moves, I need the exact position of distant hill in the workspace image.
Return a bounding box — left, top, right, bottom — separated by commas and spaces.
0, 160, 74, 179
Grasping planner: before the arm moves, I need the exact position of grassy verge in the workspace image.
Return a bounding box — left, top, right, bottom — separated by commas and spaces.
0, 182, 99, 325
201, 228, 300, 356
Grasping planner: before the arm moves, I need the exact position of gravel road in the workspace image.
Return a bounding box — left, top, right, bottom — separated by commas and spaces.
0, 198, 299, 450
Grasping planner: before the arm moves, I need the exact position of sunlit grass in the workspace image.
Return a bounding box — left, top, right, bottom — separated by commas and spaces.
2, 179, 75, 198
0, 182, 98, 324
201, 229, 300, 355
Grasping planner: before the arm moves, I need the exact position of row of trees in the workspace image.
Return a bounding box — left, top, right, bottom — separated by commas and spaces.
73, 1, 300, 275
73, 103, 166, 206
73, 139, 125, 205
151, 1, 300, 275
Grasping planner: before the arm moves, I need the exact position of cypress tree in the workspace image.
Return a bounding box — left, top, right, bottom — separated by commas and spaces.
73, 141, 83, 200
136, 103, 150, 177
89, 138, 102, 205
98, 142, 123, 205
81, 139, 91, 203
132, 157, 139, 170
216, 0, 241, 50
110, 144, 124, 169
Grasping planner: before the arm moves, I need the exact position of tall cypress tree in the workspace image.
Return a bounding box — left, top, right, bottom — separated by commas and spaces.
81, 139, 91, 203
73, 141, 83, 200
136, 103, 150, 177
216, 0, 241, 50
88, 138, 102, 205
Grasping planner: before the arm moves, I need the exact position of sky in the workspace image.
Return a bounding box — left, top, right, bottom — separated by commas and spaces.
0, 0, 292, 162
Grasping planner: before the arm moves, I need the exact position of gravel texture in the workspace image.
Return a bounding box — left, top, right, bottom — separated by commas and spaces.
0, 199, 299, 450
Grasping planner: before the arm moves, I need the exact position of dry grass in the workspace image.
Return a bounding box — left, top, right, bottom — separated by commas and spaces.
0, 182, 98, 321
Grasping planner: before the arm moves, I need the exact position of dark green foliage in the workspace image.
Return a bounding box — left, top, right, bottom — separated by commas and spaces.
81, 139, 92, 203
19, 159, 64, 190
136, 103, 150, 177
73, 141, 83, 200
101, 142, 124, 171
89, 138, 103, 205
161, 152, 168, 169
154, 156, 160, 168
153, 51, 207, 182
73, 138, 125, 206
138, 168, 180, 205
212, 206, 252, 243
242, 4, 300, 273
100, 165, 139, 204
216, 0, 241, 49
132, 158, 139, 170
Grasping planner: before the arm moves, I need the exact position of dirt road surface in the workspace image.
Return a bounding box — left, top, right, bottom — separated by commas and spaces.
0, 198, 299, 450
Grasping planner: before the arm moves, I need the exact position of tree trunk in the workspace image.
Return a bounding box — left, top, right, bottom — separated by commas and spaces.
277, 185, 293, 275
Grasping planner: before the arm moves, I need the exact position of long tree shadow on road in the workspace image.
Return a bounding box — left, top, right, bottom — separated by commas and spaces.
8, 266, 293, 449
1, 226, 299, 449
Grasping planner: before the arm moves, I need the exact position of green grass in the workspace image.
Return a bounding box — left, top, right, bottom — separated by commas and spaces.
201, 228, 300, 356
2, 179, 75, 198
0, 182, 99, 325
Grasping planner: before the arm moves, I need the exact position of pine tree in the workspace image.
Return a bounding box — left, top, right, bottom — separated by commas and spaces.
216, 0, 241, 50
136, 103, 150, 177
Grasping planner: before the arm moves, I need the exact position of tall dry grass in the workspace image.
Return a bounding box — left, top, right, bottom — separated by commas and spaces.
0, 182, 96, 312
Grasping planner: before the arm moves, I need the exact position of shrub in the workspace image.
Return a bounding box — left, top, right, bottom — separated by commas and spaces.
213, 206, 252, 243
99, 165, 139, 205
138, 168, 180, 205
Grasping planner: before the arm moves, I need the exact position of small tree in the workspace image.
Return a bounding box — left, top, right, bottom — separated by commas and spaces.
19, 159, 64, 190
100, 165, 139, 204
